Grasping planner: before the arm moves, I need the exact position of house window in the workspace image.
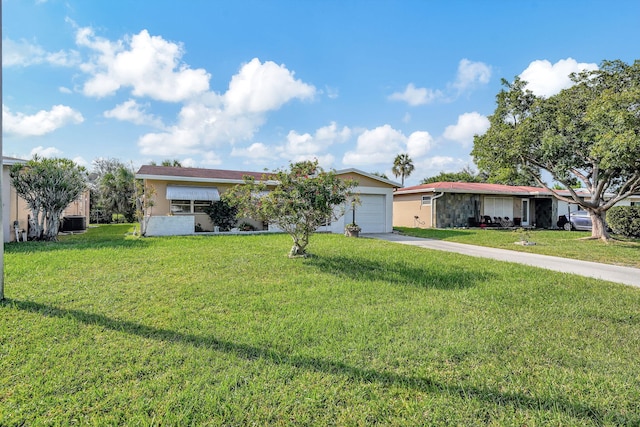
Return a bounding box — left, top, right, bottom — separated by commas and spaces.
631, 201, 639, 207
421, 196, 432, 205
193, 200, 211, 213
170, 199, 212, 214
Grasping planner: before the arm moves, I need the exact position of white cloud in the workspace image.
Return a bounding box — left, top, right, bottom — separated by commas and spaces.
287, 153, 336, 169
231, 142, 278, 160
406, 131, 434, 158
3, 38, 80, 67
389, 83, 441, 106
59, 86, 73, 94
77, 28, 211, 101
343, 125, 407, 166
104, 99, 165, 128
30, 146, 63, 158
200, 151, 223, 166
3, 104, 84, 136
138, 60, 317, 159
137, 99, 263, 156
72, 156, 90, 168
519, 58, 598, 97
414, 156, 470, 180
325, 85, 339, 99
452, 59, 491, 92
283, 122, 351, 156
181, 158, 197, 167
443, 112, 490, 146
224, 58, 316, 114
343, 125, 436, 167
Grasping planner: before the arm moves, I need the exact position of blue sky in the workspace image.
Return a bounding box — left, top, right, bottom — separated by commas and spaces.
3, 0, 639, 186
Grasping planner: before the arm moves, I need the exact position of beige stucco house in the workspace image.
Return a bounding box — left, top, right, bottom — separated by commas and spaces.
392, 181, 621, 229
135, 165, 400, 236
2, 156, 90, 242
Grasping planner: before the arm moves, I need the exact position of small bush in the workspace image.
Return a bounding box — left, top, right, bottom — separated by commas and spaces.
204, 200, 237, 231
237, 222, 257, 231
607, 206, 640, 238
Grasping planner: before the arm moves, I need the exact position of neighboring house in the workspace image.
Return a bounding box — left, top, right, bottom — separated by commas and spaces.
393, 181, 612, 229
135, 165, 399, 236
2, 156, 91, 242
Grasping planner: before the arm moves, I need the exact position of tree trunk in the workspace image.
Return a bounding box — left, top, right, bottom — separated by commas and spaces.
43, 210, 62, 241
588, 210, 610, 241
27, 210, 41, 240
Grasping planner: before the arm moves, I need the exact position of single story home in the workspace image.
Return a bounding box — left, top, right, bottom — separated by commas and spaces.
135, 165, 400, 236
392, 181, 639, 229
2, 156, 91, 242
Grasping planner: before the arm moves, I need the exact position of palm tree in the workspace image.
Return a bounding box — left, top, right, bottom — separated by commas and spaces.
392, 153, 414, 187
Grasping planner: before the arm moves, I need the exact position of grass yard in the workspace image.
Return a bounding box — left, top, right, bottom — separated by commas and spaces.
1, 225, 639, 425
395, 227, 640, 268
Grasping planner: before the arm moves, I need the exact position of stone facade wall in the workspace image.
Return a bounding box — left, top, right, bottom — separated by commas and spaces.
435, 193, 481, 228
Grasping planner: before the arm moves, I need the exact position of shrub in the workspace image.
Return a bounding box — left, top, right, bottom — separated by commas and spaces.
237, 222, 257, 231
606, 206, 640, 238
204, 200, 237, 231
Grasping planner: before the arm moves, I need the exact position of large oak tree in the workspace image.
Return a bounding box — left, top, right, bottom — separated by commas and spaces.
473, 60, 640, 240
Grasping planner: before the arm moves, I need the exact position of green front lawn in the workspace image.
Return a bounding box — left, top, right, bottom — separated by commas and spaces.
1, 225, 639, 425
395, 227, 640, 268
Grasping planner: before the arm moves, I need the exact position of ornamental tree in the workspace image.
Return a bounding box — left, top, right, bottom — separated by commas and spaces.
223, 160, 357, 257
473, 60, 640, 240
10, 156, 88, 241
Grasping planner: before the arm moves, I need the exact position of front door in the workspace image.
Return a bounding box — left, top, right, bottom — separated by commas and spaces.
521, 199, 530, 226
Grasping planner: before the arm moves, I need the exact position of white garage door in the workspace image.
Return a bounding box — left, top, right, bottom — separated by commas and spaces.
348, 194, 386, 233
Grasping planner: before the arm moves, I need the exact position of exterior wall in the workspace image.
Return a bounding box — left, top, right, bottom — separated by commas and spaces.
337, 173, 391, 188
436, 193, 481, 228
144, 179, 242, 232
3, 166, 29, 242
145, 215, 195, 236
62, 189, 91, 218
144, 174, 396, 235
615, 196, 640, 206
393, 193, 433, 228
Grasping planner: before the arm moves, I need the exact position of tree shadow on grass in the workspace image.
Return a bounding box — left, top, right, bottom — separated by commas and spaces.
305, 254, 494, 290
3, 298, 628, 425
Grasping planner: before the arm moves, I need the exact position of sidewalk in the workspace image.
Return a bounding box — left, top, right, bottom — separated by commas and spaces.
366, 233, 640, 288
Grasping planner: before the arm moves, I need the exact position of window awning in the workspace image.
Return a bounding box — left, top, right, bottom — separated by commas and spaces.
166, 185, 220, 201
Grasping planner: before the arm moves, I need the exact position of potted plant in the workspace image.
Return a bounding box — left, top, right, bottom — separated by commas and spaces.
345, 223, 361, 237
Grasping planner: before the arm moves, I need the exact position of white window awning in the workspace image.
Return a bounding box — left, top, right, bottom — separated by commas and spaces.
166, 185, 220, 201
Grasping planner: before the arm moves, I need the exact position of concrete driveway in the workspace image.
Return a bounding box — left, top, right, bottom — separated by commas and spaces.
366, 233, 640, 288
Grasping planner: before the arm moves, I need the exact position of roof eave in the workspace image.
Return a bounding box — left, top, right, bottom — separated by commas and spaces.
135, 173, 278, 185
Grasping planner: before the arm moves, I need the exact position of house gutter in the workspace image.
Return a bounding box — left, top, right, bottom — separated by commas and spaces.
431, 191, 445, 228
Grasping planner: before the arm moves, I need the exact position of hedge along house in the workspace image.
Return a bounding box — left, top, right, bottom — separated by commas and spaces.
135, 165, 399, 236
393, 181, 601, 229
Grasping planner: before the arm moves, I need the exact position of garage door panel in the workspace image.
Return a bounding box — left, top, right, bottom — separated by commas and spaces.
349, 194, 385, 233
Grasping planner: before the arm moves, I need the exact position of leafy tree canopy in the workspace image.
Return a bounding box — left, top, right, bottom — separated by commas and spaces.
90, 158, 136, 223
223, 160, 357, 257
421, 166, 484, 184
472, 59, 640, 240
10, 156, 87, 241
149, 159, 183, 167
392, 153, 414, 187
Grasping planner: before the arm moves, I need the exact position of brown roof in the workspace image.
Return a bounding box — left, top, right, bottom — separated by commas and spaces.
136, 165, 271, 181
